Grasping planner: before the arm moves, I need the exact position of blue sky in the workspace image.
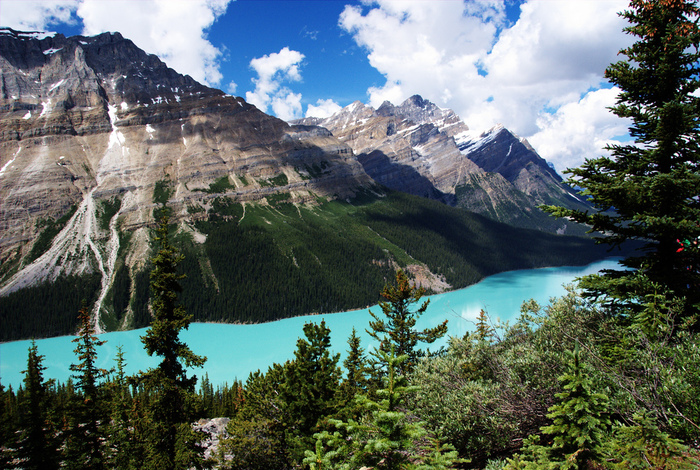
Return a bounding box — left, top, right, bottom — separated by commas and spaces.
1, 0, 633, 173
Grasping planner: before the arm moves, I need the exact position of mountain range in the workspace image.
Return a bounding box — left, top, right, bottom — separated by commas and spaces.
0, 28, 605, 341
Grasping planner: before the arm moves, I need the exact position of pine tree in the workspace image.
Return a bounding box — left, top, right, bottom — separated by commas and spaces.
280, 320, 342, 462
508, 346, 610, 470
64, 303, 109, 470
542, 0, 700, 322
105, 346, 140, 470
139, 215, 207, 470
368, 270, 448, 377
15, 341, 60, 470
338, 328, 370, 416
612, 411, 698, 469
306, 349, 462, 470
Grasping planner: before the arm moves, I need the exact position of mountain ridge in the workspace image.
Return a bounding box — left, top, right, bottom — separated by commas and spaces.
293, 95, 591, 233
0, 29, 607, 341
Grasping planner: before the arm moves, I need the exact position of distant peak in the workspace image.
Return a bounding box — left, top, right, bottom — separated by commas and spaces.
0, 27, 58, 40
404, 94, 427, 107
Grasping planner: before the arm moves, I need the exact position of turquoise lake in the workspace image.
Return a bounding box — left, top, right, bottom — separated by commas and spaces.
0, 259, 618, 390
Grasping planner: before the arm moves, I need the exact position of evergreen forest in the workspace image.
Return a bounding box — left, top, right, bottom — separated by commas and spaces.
1, 1, 700, 469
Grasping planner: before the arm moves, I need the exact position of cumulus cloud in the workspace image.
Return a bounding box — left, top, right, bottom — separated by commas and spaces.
1, 0, 79, 31
1, 0, 232, 87
306, 99, 342, 119
245, 47, 306, 120
340, 0, 634, 171
528, 87, 632, 174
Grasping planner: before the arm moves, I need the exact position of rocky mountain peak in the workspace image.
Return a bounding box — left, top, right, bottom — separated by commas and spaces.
292, 96, 590, 232
0, 29, 372, 299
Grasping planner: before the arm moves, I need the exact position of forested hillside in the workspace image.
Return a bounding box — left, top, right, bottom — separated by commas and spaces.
0, 189, 610, 341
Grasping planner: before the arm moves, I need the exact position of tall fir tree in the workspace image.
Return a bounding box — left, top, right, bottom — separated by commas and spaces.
338, 328, 371, 417
542, 0, 700, 322
280, 320, 342, 462
15, 341, 60, 470
140, 215, 207, 470
368, 269, 448, 376
64, 303, 109, 470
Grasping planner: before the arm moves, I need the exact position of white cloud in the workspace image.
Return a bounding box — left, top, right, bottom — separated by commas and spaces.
226, 81, 238, 95
78, 0, 231, 86
0, 0, 79, 31
1, 0, 233, 87
528, 87, 632, 174
245, 47, 306, 120
306, 99, 342, 118
272, 92, 303, 122
340, 0, 634, 171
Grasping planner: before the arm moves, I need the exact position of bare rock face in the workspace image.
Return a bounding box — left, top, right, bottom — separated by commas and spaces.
0, 28, 371, 298
294, 95, 590, 231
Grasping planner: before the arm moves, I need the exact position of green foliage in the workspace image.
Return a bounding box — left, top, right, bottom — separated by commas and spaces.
0, 273, 101, 341
337, 328, 371, 418
97, 196, 122, 231
506, 347, 610, 470
15, 341, 60, 470
153, 178, 175, 206
541, 0, 700, 320
26, 204, 78, 264
258, 173, 289, 187
368, 269, 448, 377
306, 349, 462, 470
203, 175, 234, 194
139, 215, 207, 470
608, 411, 698, 469
64, 305, 110, 470
280, 321, 342, 460
410, 287, 602, 466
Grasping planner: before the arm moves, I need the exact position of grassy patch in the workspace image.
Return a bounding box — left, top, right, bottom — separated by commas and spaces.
26, 204, 78, 264
153, 178, 174, 206
97, 196, 122, 231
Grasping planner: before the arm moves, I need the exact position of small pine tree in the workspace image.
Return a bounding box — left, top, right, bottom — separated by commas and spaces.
338, 328, 370, 417
15, 341, 60, 470
105, 346, 140, 470
611, 411, 698, 470
306, 349, 462, 470
509, 345, 610, 470
64, 303, 109, 470
368, 269, 448, 377
280, 320, 342, 462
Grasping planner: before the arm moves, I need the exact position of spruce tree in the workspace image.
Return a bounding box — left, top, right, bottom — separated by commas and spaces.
64, 304, 109, 470
368, 270, 448, 376
105, 346, 140, 470
305, 349, 462, 470
507, 346, 610, 470
140, 215, 207, 470
542, 0, 700, 322
338, 328, 370, 416
16, 341, 60, 470
281, 320, 342, 461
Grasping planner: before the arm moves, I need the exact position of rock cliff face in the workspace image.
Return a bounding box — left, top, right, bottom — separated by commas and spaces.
0, 28, 371, 298
294, 96, 590, 232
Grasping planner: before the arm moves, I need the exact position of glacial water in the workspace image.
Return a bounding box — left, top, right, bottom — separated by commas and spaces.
0, 258, 619, 390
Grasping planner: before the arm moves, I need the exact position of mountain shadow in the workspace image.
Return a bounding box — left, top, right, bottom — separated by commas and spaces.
357, 150, 456, 205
